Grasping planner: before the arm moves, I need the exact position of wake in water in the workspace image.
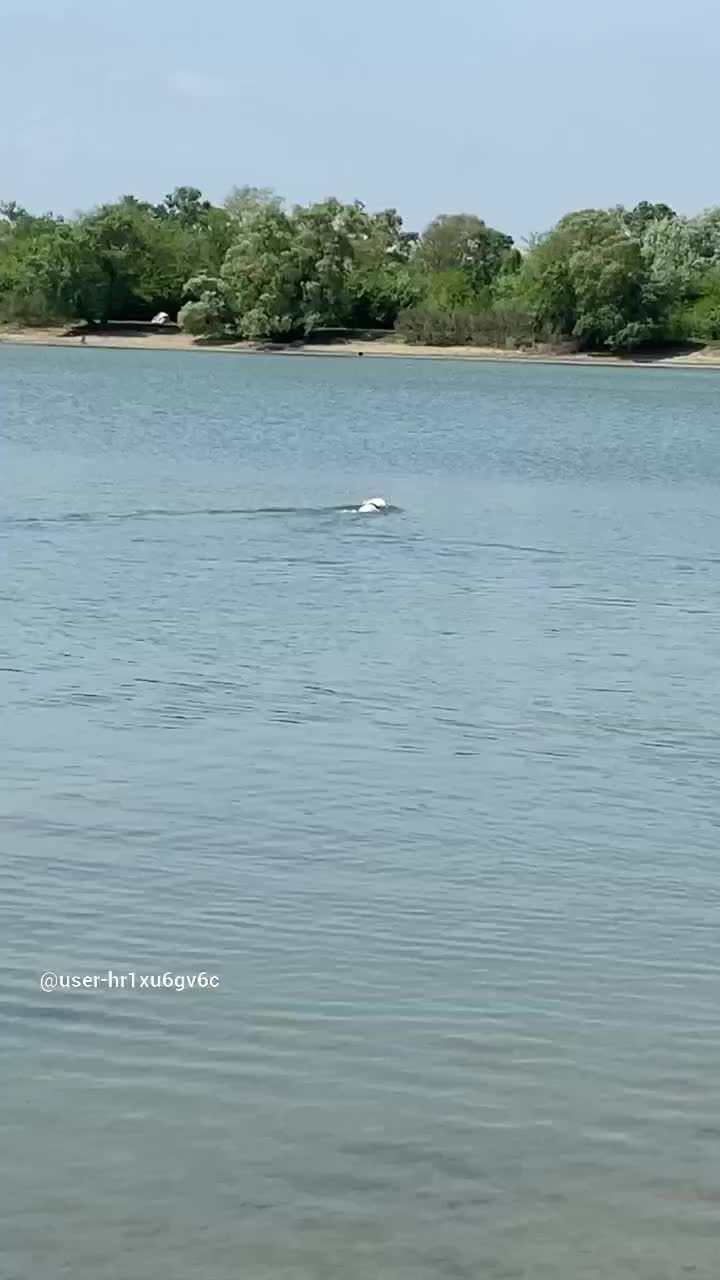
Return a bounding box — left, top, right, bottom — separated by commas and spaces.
2, 500, 401, 529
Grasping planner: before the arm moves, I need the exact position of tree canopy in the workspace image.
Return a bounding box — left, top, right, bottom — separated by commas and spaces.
3, 186, 720, 350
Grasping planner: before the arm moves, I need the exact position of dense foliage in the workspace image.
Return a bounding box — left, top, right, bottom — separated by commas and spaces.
3, 186, 720, 351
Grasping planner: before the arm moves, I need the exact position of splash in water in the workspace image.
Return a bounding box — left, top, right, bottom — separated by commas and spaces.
357, 497, 388, 513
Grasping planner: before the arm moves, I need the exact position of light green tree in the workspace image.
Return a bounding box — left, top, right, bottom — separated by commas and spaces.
416, 213, 519, 289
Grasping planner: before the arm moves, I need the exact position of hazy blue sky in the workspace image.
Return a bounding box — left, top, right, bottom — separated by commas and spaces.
2, 0, 718, 241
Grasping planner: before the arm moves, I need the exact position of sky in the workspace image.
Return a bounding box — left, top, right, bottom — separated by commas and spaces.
2, 0, 719, 243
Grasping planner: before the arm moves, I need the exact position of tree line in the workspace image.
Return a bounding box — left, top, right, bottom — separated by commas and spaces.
2, 186, 720, 351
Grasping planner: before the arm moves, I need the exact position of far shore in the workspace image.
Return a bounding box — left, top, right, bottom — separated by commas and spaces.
3, 325, 720, 370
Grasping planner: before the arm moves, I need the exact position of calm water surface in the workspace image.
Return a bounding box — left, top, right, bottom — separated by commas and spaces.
2, 346, 720, 1279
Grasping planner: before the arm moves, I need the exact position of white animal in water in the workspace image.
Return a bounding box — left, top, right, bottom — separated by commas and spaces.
357, 497, 388, 513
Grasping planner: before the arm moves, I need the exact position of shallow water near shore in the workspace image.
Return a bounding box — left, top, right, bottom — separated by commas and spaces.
2, 345, 720, 1279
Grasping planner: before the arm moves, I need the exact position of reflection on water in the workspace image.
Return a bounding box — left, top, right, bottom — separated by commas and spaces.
2, 347, 720, 1279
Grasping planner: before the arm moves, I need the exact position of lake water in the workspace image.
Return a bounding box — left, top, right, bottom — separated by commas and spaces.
2, 344, 720, 1279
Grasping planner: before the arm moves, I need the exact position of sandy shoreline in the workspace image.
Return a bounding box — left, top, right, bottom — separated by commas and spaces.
3, 326, 720, 370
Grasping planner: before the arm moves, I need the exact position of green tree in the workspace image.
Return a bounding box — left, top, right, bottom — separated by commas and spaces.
641, 215, 703, 298
622, 200, 676, 236
219, 205, 303, 339
687, 208, 720, 265
224, 185, 285, 222
572, 233, 655, 349
678, 270, 720, 340
179, 196, 420, 339
292, 198, 359, 328
417, 213, 519, 289
0, 203, 70, 323
346, 206, 420, 326
155, 185, 212, 224
522, 209, 661, 349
